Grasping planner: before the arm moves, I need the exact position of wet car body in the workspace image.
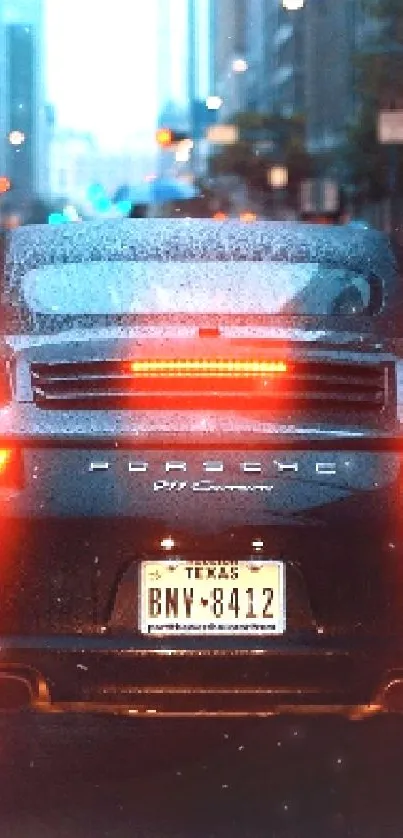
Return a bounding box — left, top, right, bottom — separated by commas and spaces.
0, 219, 403, 718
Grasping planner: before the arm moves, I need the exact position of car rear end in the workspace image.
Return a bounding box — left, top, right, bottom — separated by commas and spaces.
0, 219, 402, 718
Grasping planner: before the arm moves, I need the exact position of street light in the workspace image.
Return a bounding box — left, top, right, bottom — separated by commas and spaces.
282, 0, 305, 10
8, 130, 25, 146
232, 58, 248, 73
269, 166, 289, 189
206, 96, 223, 110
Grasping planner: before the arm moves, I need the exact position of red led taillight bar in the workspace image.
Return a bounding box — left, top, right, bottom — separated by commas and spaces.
0, 448, 23, 488
129, 360, 288, 377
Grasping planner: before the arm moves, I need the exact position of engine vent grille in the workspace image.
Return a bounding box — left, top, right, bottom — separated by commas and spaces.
30, 358, 390, 416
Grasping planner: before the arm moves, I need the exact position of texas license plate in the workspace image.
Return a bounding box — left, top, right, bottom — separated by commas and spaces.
139, 560, 285, 635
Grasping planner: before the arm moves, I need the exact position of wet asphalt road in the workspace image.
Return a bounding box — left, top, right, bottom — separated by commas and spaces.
0, 714, 403, 836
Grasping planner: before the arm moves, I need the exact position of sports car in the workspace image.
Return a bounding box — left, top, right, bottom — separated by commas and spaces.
0, 218, 402, 718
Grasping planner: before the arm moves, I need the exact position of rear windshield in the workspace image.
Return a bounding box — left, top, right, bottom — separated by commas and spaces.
20, 260, 375, 320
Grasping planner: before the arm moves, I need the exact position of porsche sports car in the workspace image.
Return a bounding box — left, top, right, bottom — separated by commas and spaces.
0, 218, 403, 718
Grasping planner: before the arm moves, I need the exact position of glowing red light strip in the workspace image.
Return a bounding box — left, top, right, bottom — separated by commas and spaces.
0, 449, 12, 472
129, 360, 288, 376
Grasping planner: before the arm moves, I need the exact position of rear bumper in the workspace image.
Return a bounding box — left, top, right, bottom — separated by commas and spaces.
0, 436, 401, 717
1, 636, 403, 719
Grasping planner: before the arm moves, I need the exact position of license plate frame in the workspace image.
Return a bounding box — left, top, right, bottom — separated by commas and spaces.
139, 559, 286, 636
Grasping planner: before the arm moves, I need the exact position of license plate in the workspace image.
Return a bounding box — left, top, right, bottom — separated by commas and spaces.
139, 560, 285, 635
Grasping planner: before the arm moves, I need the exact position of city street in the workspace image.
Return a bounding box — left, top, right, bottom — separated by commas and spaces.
0, 714, 403, 836
2, 1, 403, 837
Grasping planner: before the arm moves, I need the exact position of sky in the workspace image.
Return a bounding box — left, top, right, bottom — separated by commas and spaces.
45, 0, 184, 153
44, 0, 211, 153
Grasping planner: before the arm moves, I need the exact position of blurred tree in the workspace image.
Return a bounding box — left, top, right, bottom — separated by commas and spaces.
344, 0, 403, 204
362, 0, 403, 22
209, 112, 312, 211
344, 107, 393, 204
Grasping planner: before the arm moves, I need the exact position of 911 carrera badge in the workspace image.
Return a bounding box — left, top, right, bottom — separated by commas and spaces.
153, 480, 274, 493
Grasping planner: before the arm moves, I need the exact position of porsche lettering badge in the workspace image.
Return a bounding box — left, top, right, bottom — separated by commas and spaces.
89, 459, 338, 477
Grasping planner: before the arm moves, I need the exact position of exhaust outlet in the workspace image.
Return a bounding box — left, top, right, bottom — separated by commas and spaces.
0, 674, 33, 711
380, 678, 403, 714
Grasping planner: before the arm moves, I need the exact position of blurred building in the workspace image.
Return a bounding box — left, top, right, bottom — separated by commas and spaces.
156, 0, 188, 177
188, 0, 212, 122
49, 128, 154, 206
49, 130, 97, 202
304, 0, 363, 155
187, 0, 212, 174
156, 0, 211, 176
271, 0, 306, 116
244, 0, 267, 113
241, 0, 365, 137
0, 0, 49, 200
210, 0, 248, 119
157, 101, 189, 133
157, 0, 190, 114
243, 0, 306, 117
242, 1, 365, 160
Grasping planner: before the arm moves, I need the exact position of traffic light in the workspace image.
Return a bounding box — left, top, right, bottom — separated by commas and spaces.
0, 177, 11, 194
156, 128, 191, 147
156, 128, 172, 147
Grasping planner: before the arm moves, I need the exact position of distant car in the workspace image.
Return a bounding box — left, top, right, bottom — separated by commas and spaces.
346, 219, 371, 230
0, 219, 403, 718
